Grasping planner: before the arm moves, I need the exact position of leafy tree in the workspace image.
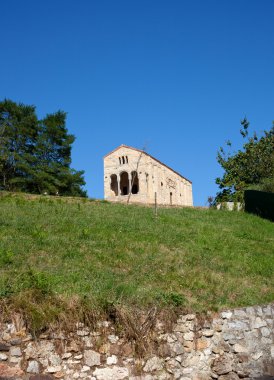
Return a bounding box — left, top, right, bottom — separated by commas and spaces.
215, 118, 274, 202
0, 99, 87, 196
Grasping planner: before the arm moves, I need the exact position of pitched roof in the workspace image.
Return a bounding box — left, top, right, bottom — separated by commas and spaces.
104, 144, 192, 184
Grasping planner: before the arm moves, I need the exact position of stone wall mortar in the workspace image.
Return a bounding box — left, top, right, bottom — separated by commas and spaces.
0, 304, 274, 380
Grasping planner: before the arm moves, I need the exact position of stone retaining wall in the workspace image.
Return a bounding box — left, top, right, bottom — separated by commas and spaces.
0, 304, 274, 380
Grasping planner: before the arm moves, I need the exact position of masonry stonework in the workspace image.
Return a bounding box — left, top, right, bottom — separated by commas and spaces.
104, 145, 193, 206
1, 304, 274, 379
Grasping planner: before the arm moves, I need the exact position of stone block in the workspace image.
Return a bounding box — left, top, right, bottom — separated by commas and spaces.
233, 310, 247, 318
158, 343, 172, 357
47, 366, 62, 373
192, 371, 212, 380
62, 352, 72, 359
0, 363, 24, 378
170, 342, 184, 355
186, 314, 196, 321
196, 338, 209, 351
0, 354, 8, 361
220, 311, 232, 319
93, 366, 129, 380
9, 347, 21, 357
202, 330, 214, 337
183, 332, 194, 341
84, 350, 100, 367
262, 305, 272, 316
227, 321, 248, 331
234, 344, 248, 353
166, 358, 185, 378
27, 360, 40, 373
245, 306, 256, 316
143, 356, 164, 372
108, 334, 119, 344
106, 355, 118, 365
252, 352, 263, 360
251, 317, 267, 329
49, 353, 61, 366
261, 327, 271, 337
0, 344, 9, 352
211, 356, 233, 375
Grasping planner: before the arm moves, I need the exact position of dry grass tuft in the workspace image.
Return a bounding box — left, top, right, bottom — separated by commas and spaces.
114, 306, 159, 356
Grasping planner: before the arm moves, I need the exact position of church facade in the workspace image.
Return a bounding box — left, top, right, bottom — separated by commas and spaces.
104, 145, 193, 206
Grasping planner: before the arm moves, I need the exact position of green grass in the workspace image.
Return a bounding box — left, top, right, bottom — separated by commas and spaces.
0, 192, 273, 330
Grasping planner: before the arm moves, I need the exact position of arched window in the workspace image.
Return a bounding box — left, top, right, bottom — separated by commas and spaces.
126, 156, 128, 163
170, 192, 173, 205
119, 157, 121, 165
122, 156, 125, 164
131, 171, 139, 194
120, 172, 129, 195
110, 174, 118, 196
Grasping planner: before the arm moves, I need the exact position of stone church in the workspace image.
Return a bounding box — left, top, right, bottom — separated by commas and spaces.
104, 145, 193, 206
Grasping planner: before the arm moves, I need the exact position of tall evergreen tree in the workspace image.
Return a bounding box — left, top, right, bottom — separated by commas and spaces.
0, 99, 38, 191
0, 99, 86, 196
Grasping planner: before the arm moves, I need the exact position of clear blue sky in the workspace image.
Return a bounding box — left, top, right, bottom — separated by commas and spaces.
1, 1, 273, 205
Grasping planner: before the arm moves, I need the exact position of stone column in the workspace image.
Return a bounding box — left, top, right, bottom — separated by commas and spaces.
118, 173, 121, 196
128, 172, 132, 195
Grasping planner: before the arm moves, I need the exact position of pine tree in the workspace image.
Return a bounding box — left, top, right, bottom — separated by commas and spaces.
0, 99, 86, 196
0, 99, 38, 191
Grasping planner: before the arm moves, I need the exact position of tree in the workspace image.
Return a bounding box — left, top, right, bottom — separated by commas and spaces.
215, 118, 274, 203
0, 99, 87, 197
0, 100, 38, 191
32, 110, 86, 196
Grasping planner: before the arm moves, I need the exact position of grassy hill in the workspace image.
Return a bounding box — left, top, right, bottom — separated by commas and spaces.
0, 192, 273, 331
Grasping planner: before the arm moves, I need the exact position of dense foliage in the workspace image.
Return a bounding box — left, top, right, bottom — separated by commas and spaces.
0, 99, 86, 196
215, 119, 274, 202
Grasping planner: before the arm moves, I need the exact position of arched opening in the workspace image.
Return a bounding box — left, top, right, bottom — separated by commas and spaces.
122, 156, 125, 164
120, 172, 129, 195
110, 174, 118, 196
131, 171, 139, 194
170, 192, 173, 205
126, 156, 128, 163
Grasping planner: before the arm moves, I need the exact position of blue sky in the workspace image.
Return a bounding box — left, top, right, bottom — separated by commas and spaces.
1, 0, 273, 205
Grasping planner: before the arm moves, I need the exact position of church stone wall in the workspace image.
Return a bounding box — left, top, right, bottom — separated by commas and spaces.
104, 146, 193, 206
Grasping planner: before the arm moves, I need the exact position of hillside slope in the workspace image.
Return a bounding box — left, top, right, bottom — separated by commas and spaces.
0, 192, 273, 329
